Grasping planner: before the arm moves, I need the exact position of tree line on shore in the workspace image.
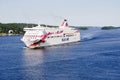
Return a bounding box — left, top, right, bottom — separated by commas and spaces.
0, 22, 119, 35
0, 23, 61, 34
0, 23, 37, 34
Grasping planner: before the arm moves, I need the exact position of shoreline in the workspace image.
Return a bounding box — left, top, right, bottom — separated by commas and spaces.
0, 33, 21, 36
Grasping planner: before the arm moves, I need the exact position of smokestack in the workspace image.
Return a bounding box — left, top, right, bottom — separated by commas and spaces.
60, 19, 68, 27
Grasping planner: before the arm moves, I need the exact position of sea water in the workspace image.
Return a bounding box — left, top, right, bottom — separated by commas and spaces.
0, 28, 120, 80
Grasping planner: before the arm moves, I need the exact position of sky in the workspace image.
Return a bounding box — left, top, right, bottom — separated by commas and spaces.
0, 0, 120, 26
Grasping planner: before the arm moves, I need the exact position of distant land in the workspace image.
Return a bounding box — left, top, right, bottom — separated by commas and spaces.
0, 23, 37, 36
0, 23, 120, 36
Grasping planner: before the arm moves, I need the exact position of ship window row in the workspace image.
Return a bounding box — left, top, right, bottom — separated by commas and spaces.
63, 34, 74, 37
47, 35, 62, 38
64, 35, 74, 37
47, 34, 75, 39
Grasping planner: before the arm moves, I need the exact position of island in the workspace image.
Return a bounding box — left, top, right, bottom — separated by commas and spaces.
101, 26, 120, 30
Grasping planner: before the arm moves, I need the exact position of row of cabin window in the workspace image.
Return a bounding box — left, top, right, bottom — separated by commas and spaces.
64, 34, 74, 37
47, 35, 62, 38
29, 34, 75, 39
47, 34, 75, 39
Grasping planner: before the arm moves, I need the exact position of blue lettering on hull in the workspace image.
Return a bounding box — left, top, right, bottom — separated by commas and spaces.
62, 38, 69, 41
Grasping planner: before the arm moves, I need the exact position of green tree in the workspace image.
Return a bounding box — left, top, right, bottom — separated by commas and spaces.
0, 27, 2, 33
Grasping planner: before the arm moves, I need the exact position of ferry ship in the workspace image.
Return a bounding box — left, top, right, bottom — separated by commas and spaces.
21, 19, 80, 48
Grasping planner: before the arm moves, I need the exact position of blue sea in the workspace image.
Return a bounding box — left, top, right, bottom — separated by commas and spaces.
0, 28, 120, 80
